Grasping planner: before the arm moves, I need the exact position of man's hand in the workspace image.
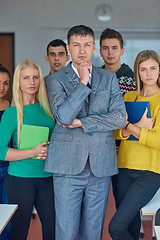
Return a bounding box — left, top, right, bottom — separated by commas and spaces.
58, 118, 83, 128
67, 118, 83, 128
77, 62, 91, 85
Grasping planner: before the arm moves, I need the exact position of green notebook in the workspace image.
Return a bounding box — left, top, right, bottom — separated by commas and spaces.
19, 124, 49, 159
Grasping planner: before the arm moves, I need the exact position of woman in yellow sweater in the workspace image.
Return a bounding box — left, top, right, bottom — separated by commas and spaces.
109, 50, 160, 240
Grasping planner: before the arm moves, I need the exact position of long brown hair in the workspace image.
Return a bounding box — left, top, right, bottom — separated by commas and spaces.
134, 50, 160, 99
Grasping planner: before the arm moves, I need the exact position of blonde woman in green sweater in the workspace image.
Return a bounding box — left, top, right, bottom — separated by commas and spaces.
0, 59, 55, 240
109, 50, 160, 240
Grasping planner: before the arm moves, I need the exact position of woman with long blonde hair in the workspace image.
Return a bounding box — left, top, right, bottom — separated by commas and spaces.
0, 59, 55, 240
109, 50, 160, 240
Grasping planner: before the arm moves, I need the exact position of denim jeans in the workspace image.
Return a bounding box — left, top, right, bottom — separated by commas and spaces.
109, 168, 160, 240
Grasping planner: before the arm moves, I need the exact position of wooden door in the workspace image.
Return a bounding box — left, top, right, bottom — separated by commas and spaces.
0, 33, 14, 101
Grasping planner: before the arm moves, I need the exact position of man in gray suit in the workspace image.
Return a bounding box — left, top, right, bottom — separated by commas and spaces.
44, 25, 126, 240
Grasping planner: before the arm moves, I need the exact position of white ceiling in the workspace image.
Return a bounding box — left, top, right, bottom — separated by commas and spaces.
40, 0, 160, 29
1, 0, 160, 30
1, 0, 159, 74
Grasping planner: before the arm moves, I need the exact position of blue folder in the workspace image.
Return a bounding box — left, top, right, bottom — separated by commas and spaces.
125, 101, 151, 141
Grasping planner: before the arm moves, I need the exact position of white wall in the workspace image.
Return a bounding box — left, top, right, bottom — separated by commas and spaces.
92, 38, 160, 70
0, 0, 160, 76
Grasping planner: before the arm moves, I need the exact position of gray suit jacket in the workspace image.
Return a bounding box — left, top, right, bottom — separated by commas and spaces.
44, 63, 126, 177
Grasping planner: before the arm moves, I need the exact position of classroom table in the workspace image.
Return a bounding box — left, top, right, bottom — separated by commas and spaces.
0, 204, 18, 234
154, 226, 160, 240
141, 188, 160, 238
141, 188, 160, 216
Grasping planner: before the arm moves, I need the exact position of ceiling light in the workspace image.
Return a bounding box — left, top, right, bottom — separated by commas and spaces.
95, 3, 113, 22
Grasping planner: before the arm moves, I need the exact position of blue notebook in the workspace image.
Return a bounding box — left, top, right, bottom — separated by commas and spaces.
125, 101, 151, 141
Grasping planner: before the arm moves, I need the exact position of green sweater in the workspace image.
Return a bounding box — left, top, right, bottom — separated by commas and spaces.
0, 103, 55, 178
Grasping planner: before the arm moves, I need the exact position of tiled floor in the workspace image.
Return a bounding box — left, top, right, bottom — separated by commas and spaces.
27, 186, 153, 240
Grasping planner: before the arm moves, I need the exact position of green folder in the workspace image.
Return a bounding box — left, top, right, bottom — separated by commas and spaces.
19, 124, 49, 159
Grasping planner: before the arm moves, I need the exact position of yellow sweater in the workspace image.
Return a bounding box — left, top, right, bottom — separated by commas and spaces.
115, 91, 160, 174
